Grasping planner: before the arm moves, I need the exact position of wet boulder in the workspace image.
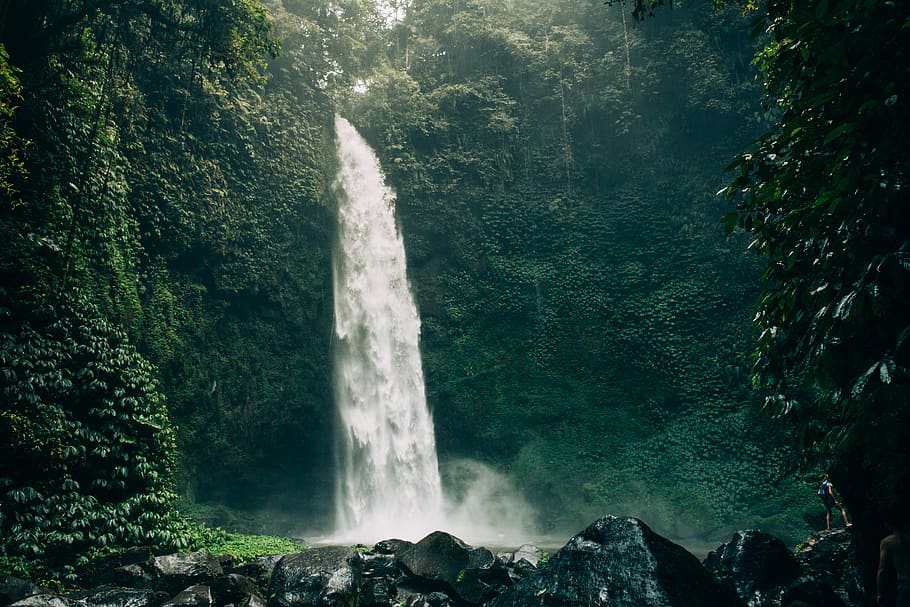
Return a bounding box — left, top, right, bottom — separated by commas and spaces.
148, 553, 224, 596
397, 531, 512, 604
230, 555, 283, 592
7, 596, 70, 607
1, 577, 44, 606
506, 545, 543, 569
359, 553, 400, 579
497, 545, 543, 582
158, 585, 212, 607
77, 549, 152, 590
485, 515, 744, 607
792, 530, 862, 607
394, 589, 455, 607
373, 539, 414, 556
267, 547, 359, 607
780, 578, 847, 607
704, 529, 803, 607
209, 574, 261, 606
67, 588, 156, 607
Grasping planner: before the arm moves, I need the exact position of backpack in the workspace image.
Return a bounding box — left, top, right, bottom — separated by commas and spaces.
818, 482, 829, 497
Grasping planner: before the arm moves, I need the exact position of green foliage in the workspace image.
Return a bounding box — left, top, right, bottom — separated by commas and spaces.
0, 43, 26, 206
0, 286, 183, 578
0, 0, 344, 529
202, 532, 304, 560
724, 0, 910, 513
168, 518, 304, 561
345, 0, 807, 542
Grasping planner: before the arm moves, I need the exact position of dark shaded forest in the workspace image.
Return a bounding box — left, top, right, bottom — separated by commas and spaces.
1, 0, 908, 588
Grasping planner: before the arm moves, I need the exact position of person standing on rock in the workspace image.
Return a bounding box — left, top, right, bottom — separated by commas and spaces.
818, 473, 851, 530
877, 523, 910, 607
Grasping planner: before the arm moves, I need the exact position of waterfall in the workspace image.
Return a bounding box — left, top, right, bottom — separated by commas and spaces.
331, 115, 445, 543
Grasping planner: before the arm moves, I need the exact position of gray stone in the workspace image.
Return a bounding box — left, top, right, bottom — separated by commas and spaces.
704, 529, 803, 607
267, 547, 358, 607
69, 588, 156, 607
231, 555, 284, 592
9, 595, 70, 607
397, 531, 511, 604
159, 585, 212, 607
150, 553, 224, 595
485, 515, 744, 607
1, 576, 44, 606
77, 549, 152, 589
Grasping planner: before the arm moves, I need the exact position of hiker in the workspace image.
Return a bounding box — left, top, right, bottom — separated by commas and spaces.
818, 473, 851, 530
878, 523, 910, 606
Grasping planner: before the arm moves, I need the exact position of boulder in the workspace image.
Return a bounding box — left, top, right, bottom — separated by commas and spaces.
485, 515, 744, 607
1, 577, 44, 606
230, 555, 284, 592
8, 595, 70, 607
77, 549, 152, 589
703, 529, 803, 607
393, 588, 455, 607
112, 564, 155, 591
209, 574, 261, 606
242, 594, 268, 607
67, 588, 156, 607
793, 530, 863, 606
267, 547, 358, 607
780, 578, 847, 607
507, 545, 543, 569
397, 531, 512, 604
359, 553, 399, 579
356, 577, 394, 607
149, 553, 224, 596
373, 540, 414, 556
158, 585, 212, 607
497, 545, 543, 583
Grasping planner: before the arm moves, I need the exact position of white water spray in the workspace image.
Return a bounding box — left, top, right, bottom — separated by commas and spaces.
331, 115, 445, 543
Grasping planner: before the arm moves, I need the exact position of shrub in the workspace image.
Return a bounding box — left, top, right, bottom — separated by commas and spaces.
0, 286, 182, 579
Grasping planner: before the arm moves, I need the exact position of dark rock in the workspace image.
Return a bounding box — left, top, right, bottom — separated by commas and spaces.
486, 515, 744, 607
323, 566, 356, 604
1, 576, 44, 605
503, 559, 536, 583
497, 545, 542, 583
240, 594, 267, 607
397, 531, 512, 604
209, 574, 260, 606
359, 553, 399, 579
112, 565, 154, 591
373, 540, 414, 556
357, 578, 394, 607
508, 544, 543, 567
267, 547, 358, 607
77, 549, 152, 589
159, 585, 212, 607
230, 556, 284, 592
780, 578, 847, 607
8, 595, 70, 607
794, 529, 863, 606
66, 587, 156, 607
394, 588, 455, 607
704, 529, 803, 607
149, 553, 224, 596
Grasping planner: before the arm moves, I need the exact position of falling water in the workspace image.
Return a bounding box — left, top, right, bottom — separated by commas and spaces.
331, 115, 445, 543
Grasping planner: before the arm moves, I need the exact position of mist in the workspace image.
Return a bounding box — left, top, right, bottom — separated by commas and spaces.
439, 458, 539, 548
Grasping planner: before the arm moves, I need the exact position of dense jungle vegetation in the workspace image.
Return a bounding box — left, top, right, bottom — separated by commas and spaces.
1, 0, 907, 588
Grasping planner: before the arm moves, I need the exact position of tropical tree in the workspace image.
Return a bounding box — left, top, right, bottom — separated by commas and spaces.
723, 0, 910, 581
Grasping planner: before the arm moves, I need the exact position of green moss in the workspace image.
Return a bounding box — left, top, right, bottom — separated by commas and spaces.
197, 531, 305, 561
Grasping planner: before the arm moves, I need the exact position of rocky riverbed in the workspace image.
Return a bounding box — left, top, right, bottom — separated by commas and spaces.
0, 516, 863, 607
